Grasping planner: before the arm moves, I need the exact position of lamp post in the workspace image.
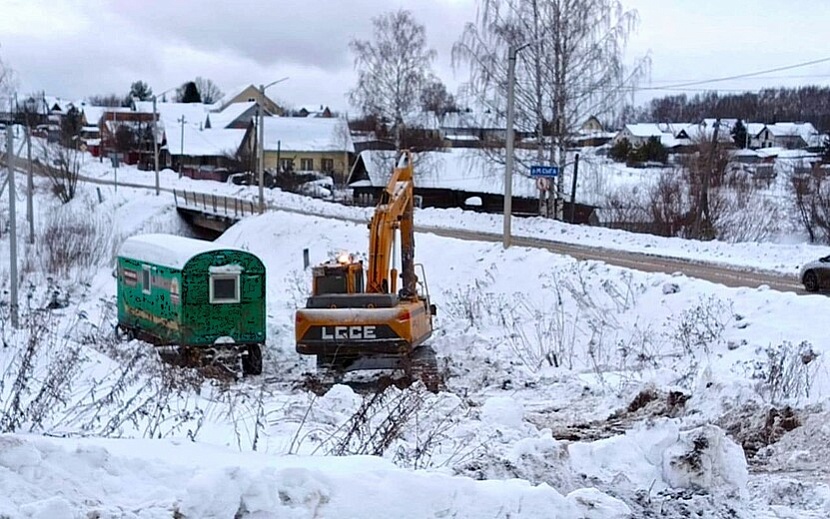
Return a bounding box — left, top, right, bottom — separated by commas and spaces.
177, 115, 187, 178
257, 77, 289, 213
503, 43, 529, 249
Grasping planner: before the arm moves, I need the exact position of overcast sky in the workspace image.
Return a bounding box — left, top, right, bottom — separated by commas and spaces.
2, 0, 830, 113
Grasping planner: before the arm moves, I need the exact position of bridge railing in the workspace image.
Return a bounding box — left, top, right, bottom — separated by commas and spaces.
173, 189, 257, 219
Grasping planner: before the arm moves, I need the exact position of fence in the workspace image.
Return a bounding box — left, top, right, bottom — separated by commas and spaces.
173, 189, 257, 220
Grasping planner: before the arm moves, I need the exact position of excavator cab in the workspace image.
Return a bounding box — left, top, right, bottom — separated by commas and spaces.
311, 255, 364, 295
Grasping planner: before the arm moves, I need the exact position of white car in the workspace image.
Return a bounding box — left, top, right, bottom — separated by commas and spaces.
800, 255, 830, 292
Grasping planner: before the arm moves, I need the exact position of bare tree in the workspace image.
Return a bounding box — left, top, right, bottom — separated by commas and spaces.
453, 0, 649, 218
349, 9, 437, 152
194, 77, 224, 104
792, 168, 830, 244
35, 142, 82, 204
87, 94, 126, 107
0, 47, 15, 104
420, 77, 457, 116
114, 124, 136, 155
18, 91, 44, 128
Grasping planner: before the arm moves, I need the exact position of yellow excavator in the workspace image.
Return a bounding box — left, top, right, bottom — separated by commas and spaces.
295, 151, 437, 377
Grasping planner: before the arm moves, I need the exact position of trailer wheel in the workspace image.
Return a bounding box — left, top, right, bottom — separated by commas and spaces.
115, 324, 135, 341
242, 344, 263, 375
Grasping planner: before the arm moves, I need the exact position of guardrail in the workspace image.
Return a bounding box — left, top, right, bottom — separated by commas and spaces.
173, 189, 257, 219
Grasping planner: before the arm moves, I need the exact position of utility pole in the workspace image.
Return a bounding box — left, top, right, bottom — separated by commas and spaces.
503, 45, 518, 249
152, 95, 159, 195
178, 115, 186, 178
6, 126, 18, 327
255, 77, 289, 214
258, 84, 265, 213
570, 153, 579, 224
26, 127, 34, 244
694, 118, 720, 239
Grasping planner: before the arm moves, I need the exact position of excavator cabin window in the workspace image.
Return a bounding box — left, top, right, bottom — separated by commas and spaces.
313, 266, 364, 295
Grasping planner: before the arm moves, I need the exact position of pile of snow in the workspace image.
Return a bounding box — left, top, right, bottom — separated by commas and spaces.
0, 435, 586, 518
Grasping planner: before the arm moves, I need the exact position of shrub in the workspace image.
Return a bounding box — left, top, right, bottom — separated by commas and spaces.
609, 138, 633, 162
630, 136, 668, 163
38, 205, 112, 281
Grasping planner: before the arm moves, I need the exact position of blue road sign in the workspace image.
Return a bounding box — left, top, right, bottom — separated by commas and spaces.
530, 165, 559, 177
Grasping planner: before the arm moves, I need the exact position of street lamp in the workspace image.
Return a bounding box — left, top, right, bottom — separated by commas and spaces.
257, 77, 289, 213
503, 43, 530, 249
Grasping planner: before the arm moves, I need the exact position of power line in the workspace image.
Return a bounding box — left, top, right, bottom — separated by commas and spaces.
636, 56, 830, 91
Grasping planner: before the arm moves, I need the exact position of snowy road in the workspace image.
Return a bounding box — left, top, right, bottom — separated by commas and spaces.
429, 228, 806, 293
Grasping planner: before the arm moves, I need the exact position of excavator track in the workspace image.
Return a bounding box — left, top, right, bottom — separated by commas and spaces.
298, 346, 445, 395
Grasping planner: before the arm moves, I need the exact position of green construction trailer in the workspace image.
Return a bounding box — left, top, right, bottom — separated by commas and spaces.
116, 233, 266, 375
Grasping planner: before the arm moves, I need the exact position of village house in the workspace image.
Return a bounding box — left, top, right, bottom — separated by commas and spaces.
347, 148, 598, 224
260, 116, 355, 184
613, 123, 685, 149
164, 123, 255, 180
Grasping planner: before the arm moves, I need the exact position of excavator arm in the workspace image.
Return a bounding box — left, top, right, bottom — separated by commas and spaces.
367, 151, 417, 298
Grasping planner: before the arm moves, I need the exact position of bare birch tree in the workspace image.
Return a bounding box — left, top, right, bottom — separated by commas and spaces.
453, 0, 649, 218
194, 77, 224, 104
349, 9, 436, 152
0, 46, 17, 111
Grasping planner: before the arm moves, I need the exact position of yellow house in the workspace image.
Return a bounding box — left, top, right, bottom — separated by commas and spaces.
217, 84, 283, 116
261, 117, 354, 183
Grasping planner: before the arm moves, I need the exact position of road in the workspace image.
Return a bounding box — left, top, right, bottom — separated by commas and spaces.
0, 153, 806, 294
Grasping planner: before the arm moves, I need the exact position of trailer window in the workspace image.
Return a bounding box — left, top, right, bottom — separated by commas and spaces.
142, 266, 151, 294
210, 274, 240, 304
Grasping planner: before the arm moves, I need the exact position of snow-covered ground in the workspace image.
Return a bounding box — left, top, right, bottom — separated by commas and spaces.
0, 165, 828, 517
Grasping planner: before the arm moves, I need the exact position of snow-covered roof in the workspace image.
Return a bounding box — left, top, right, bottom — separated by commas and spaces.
404, 111, 441, 131
208, 101, 257, 129
440, 111, 477, 130
623, 124, 665, 138
134, 101, 211, 126
440, 110, 504, 130
352, 148, 539, 198
118, 233, 246, 270
766, 122, 818, 141
43, 95, 71, 112
80, 105, 105, 125
165, 126, 248, 157
262, 117, 354, 153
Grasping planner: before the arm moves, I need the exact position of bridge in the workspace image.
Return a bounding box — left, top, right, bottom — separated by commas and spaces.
173, 189, 258, 238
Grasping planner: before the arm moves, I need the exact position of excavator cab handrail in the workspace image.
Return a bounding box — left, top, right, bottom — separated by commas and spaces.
414, 263, 430, 301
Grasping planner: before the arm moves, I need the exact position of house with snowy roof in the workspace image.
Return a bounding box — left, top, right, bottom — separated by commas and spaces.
438, 110, 509, 147
764, 122, 820, 149
613, 124, 685, 148
295, 105, 333, 118
164, 123, 255, 179
260, 117, 355, 183
346, 148, 599, 223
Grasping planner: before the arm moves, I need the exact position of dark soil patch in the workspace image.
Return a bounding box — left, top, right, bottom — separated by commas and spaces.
718, 403, 801, 458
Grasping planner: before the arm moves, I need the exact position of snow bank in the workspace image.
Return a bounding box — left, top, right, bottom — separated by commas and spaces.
568, 421, 748, 498
0, 434, 583, 519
